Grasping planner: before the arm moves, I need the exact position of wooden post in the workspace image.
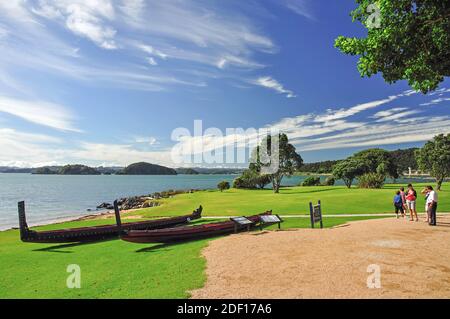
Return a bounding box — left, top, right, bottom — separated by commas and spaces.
113, 200, 122, 233
17, 201, 29, 239
318, 200, 324, 229
309, 202, 315, 229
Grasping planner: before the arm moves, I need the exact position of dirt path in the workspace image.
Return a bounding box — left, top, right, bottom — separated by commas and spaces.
191, 216, 450, 299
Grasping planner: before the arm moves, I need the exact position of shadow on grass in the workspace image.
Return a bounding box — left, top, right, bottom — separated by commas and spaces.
32, 238, 116, 253
282, 187, 343, 195
135, 242, 178, 253
135, 235, 227, 253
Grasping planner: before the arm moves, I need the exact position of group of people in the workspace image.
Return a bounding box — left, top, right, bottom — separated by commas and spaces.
393, 184, 438, 226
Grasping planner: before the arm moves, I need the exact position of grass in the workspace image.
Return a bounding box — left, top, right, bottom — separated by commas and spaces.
0, 216, 387, 299
135, 183, 450, 218
0, 182, 448, 299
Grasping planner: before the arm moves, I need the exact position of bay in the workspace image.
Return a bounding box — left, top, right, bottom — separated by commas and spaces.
0, 173, 432, 230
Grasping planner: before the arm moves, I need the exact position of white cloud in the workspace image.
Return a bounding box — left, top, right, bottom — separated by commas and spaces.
315, 96, 398, 123
420, 97, 450, 106
0, 96, 80, 132
0, 0, 279, 95
133, 136, 158, 145
253, 76, 296, 98
280, 0, 315, 20
32, 0, 118, 49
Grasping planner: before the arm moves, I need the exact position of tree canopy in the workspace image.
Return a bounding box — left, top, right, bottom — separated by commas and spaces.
332, 148, 399, 188
250, 133, 303, 193
335, 0, 450, 93
332, 158, 366, 188
416, 133, 450, 190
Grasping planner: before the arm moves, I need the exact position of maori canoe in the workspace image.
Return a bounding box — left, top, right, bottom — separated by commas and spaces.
18, 201, 202, 243
119, 211, 273, 244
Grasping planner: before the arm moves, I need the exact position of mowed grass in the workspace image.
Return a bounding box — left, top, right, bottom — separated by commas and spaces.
0, 182, 448, 299
136, 183, 450, 218
0, 216, 387, 299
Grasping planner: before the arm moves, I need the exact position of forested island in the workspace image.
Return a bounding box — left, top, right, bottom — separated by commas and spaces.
117, 162, 177, 175
33, 165, 101, 175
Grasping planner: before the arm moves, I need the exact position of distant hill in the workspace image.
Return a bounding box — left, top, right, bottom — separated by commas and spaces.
59, 165, 101, 175
32, 167, 59, 175
0, 167, 33, 173
176, 168, 199, 175
33, 165, 101, 175
192, 167, 245, 175
118, 162, 177, 175
96, 166, 123, 175
299, 148, 419, 174
299, 160, 341, 174
390, 148, 419, 172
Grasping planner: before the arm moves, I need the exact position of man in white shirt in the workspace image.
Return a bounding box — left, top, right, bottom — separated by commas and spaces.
426, 186, 438, 226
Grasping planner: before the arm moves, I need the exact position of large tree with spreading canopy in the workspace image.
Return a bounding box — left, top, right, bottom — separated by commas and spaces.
335, 0, 450, 93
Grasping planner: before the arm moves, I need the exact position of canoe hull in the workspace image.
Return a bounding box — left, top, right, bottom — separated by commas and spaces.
121, 213, 270, 244
18, 201, 202, 244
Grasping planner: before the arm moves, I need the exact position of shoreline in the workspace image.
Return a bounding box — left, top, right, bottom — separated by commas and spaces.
2, 179, 447, 232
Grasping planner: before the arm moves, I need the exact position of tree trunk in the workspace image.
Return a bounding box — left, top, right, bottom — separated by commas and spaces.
344, 178, 353, 188
272, 179, 279, 193
436, 177, 444, 191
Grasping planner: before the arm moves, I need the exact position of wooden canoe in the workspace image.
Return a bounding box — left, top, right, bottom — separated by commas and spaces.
120, 211, 272, 244
18, 201, 202, 243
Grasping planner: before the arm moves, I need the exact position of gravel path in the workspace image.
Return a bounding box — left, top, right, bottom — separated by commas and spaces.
190, 216, 450, 299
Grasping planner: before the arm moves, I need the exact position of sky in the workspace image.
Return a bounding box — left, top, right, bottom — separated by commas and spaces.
0, 0, 449, 168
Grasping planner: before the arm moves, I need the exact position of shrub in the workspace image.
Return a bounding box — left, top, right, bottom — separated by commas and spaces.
302, 176, 321, 186
232, 170, 271, 189
323, 176, 335, 186
357, 173, 385, 189
218, 181, 231, 192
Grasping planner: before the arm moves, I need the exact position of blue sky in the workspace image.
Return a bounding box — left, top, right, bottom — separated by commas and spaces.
0, 0, 449, 168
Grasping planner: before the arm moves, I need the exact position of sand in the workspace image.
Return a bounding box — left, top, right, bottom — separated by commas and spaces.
190, 215, 450, 299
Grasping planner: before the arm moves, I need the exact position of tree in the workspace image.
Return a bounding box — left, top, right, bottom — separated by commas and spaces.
332, 159, 365, 188
251, 134, 303, 193
335, 1, 450, 93
416, 134, 450, 190
217, 181, 231, 192
358, 173, 386, 189
353, 148, 399, 179
302, 176, 321, 186
390, 148, 419, 173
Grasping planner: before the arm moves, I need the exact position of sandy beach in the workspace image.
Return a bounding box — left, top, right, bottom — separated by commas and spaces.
191, 215, 450, 299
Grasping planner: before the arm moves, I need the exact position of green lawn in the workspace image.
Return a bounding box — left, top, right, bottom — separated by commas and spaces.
0, 183, 448, 299
0, 216, 384, 299
135, 183, 450, 218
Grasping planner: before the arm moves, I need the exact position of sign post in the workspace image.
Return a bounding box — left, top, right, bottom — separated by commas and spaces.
309, 200, 323, 229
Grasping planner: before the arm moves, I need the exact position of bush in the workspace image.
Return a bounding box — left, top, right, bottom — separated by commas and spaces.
302, 176, 321, 186
323, 176, 335, 186
217, 181, 231, 192
233, 170, 271, 189
357, 173, 385, 189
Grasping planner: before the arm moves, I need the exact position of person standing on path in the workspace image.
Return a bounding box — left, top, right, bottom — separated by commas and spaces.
406, 184, 418, 222
394, 191, 405, 218
400, 187, 407, 218
426, 186, 438, 226
421, 187, 431, 223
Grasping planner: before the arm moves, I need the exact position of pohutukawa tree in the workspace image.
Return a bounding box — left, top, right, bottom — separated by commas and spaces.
251, 133, 303, 193
335, 0, 450, 93
332, 159, 365, 188
416, 134, 450, 191
332, 149, 399, 188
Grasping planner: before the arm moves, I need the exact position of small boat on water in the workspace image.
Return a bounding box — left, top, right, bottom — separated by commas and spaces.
18, 201, 202, 244
119, 211, 275, 244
